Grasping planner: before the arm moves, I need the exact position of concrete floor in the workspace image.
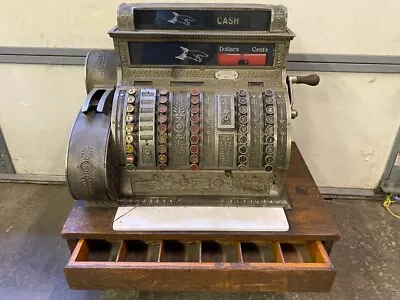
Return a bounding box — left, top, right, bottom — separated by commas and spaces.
0, 182, 398, 300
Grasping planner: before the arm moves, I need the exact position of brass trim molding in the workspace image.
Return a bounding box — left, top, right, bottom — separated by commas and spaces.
0, 173, 384, 200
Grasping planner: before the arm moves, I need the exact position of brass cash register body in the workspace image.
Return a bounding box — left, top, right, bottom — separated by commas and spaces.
66, 3, 305, 208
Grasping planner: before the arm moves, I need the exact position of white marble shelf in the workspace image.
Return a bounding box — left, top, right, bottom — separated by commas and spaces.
113, 206, 289, 232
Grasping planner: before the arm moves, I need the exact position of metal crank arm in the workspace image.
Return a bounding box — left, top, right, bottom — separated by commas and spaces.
286, 74, 320, 119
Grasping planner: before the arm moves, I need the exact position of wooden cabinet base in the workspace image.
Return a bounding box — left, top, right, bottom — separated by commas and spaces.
61, 143, 340, 292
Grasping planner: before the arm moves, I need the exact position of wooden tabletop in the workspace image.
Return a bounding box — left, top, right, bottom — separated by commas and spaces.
61, 143, 340, 242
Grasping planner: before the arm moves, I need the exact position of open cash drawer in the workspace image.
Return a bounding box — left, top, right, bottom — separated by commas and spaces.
65, 238, 335, 292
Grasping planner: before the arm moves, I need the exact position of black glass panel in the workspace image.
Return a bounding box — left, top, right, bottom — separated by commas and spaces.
134, 9, 270, 31
128, 42, 275, 67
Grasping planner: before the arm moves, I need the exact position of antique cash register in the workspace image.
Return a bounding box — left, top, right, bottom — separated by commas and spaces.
66, 3, 320, 231
62, 3, 339, 292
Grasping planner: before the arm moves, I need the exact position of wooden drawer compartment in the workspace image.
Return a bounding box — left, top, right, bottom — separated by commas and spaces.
65, 238, 335, 292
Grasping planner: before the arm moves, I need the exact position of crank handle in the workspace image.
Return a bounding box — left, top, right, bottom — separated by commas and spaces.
290, 74, 320, 86
286, 74, 320, 119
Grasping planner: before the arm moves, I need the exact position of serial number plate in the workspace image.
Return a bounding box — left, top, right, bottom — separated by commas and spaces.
215, 70, 239, 80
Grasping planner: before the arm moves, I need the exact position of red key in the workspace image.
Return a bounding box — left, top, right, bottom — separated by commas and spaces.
190, 124, 199, 133
190, 134, 199, 144
159, 95, 168, 104
191, 115, 200, 124
158, 124, 167, 134
160, 89, 169, 96
159, 104, 168, 113
190, 154, 199, 164
190, 96, 200, 105
191, 105, 200, 114
158, 114, 168, 123
191, 89, 200, 96
190, 144, 199, 153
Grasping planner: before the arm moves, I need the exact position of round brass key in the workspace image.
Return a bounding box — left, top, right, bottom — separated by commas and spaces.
265, 146, 274, 154
238, 145, 248, 154
239, 125, 248, 134
266, 115, 274, 124
126, 114, 134, 123
126, 104, 135, 113
126, 144, 134, 153
127, 96, 136, 103
125, 135, 134, 143
265, 97, 274, 105
266, 106, 274, 114
264, 89, 274, 97
239, 105, 248, 114
238, 89, 247, 97
265, 165, 273, 172
239, 115, 248, 124
238, 155, 247, 164
238, 135, 248, 144
158, 134, 167, 144
159, 154, 168, 164
239, 96, 247, 105
266, 136, 274, 143
265, 156, 274, 164
126, 124, 134, 133
158, 144, 167, 154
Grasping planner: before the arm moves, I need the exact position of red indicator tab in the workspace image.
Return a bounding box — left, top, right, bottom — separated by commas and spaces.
217, 53, 267, 66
